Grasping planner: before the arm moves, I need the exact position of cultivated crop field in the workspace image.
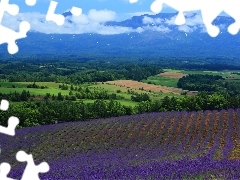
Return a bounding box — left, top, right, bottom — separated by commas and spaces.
157, 71, 187, 79
0, 81, 182, 103
142, 76, 179, 88
140, 69, 240, 97
106, 80, 183, 94
2, 108, 240, 179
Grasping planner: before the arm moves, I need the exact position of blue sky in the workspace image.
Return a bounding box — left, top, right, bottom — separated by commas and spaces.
11, 0, 177, 17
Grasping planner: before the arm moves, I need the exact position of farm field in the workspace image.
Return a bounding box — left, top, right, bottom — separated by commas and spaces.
0, 80, 184, 103
0, 87, 70, 96
0, 82, 69, 95
142, 76, 179, 88
2, 109, 240, 179
157, 71, 187, 79
142, 70, 187, 88
183, 70, 240, 79
105, 80, 183, 94
1, 68, 239, 108
90, 82, 183, 100
141, 69, 240, 90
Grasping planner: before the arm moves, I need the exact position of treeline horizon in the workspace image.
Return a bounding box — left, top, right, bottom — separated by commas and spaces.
1, 58, 240, 84
1, 91, 240, 128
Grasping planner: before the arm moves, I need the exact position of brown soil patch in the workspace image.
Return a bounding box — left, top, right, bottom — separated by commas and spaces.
157, 72, 187, 79
105, 80, 184, 94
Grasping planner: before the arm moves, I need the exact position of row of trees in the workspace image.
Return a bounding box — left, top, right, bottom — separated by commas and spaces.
27, 82, 47, 89
0, 86, 126, 102
131, 93, 150, 102
1, 91, 240, 128
135, 92, 240, 113
0, 100, 133, 128
0, 90, 30, 102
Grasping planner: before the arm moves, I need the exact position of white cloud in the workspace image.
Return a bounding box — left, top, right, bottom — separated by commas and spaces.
0, 9, 208, 35
165, 12, 203, 26
143, 25, 171, 33
142, 16, 163, 25
69, 14, 89, 25
88, 9, 116, 22
1, 9, 138, 35
162, 11, 206, 33
164, 14, 178, 25
184, 13, 204, 26
114, 12, 158, 22
178, 25, 195, 33
142, 16, 154, 24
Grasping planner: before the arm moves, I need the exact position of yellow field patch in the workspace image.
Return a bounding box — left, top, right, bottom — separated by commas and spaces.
157, 72, 187, 79
105, 80, 184, 94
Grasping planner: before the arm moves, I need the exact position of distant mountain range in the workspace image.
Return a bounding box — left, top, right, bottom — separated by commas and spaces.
1, 12, 240, 60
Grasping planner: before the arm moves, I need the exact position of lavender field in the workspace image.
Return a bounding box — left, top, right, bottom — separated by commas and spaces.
1, 108, 240, 179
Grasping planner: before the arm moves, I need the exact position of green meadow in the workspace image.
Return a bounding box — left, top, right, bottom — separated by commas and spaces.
0, 81, 70, 96
4, 68, 237, 107
142, 76, 179, 88
0, 79, 182, 107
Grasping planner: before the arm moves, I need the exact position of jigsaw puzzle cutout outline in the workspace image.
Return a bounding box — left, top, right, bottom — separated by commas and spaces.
131, 0, 240, 37
0, 151, 49, 180
0, 0, 36, 54
46, 0, 82, 26
0, 163, 15, 180
0, 99, 50, 179
0, 100, 19, 136
0, 0, 82, 54
16, 151, 50, 180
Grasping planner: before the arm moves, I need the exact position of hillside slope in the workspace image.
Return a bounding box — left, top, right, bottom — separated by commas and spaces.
1, 109, 240, 179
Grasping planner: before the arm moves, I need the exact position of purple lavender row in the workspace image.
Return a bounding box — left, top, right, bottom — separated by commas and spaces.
10, 149, 240, 179
222, 109, 234, 159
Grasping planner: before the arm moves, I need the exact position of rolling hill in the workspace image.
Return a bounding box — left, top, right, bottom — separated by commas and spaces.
2, 108, 240, 179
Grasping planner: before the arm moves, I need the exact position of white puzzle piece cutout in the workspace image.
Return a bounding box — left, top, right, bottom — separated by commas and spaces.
0, 163, 16, 180
149, 0, 240, 37
0, 21, 30, 54
0, 0, 36, 54
0, 100, 19, 136
16, 151, 50, 180
46, 0, 82, 26
150, 0, 222, 37
0, 116, 19, 136
0, 100, 9, 111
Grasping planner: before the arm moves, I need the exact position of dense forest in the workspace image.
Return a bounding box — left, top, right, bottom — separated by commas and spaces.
177, 74, 240, 96
1, 57, 240, 83
0, 60, 162, 83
